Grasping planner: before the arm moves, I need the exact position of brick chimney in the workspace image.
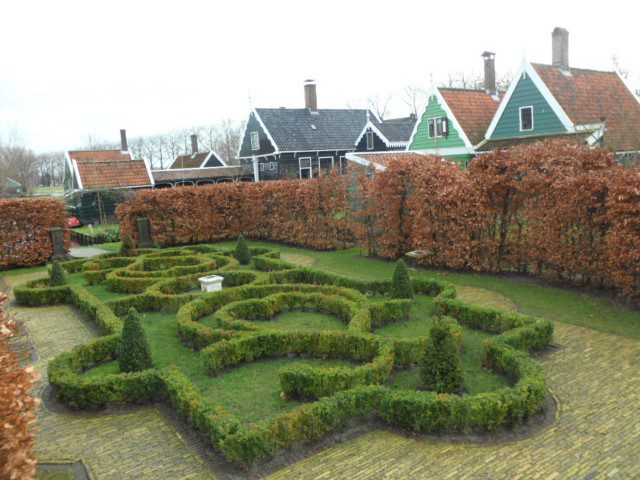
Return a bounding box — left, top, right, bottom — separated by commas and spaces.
191, 134, 198, 154
304, 79, 318, 112
481, 51, 496, 95
552, 27, 569, 71
120, 129, 128, 151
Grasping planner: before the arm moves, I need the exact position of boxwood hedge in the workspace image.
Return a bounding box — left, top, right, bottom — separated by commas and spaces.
14, 243, 553, 470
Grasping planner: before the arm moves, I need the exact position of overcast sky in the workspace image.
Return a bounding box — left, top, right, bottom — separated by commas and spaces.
1, 0, 639, 153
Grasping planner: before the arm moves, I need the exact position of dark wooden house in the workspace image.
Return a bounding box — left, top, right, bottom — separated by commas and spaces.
353, 114, 416, 152
237, 81, 373, 180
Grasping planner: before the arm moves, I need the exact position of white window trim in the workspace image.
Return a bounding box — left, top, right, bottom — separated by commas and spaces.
519, 106, 534, 132
250, 131, 259, 151
299, 156, 313, 179
366, 131, 374, 150
269, 162, 276, 171
318, 156, 334, 169
428, 117, 446, 138
339, 156, 347, 173
259, 162, 265, 171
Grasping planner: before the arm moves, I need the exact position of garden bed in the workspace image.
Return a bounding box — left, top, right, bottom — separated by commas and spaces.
15, 242, 553, 471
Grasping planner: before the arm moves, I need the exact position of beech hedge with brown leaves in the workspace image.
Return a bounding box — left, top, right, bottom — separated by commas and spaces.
0, 197, 69, 269
117, 141, 640, 299
0, 293, 39, 479
118, 173, 353, 251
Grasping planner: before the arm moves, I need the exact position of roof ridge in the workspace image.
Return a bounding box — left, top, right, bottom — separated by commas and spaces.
531, 62, 617, 75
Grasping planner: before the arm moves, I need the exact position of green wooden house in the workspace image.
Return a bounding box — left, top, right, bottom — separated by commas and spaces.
407, 52, 502, 165
407, 86, 502, 164
478, 28, 640, 167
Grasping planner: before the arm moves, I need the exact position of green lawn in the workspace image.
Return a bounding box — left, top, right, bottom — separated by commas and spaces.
373, 295, 508, 395
72, 223, 119, 236
83, 311, 357, 423
214, 241, 640, 339
32, 185, 64, 195
266, 311, 346, 331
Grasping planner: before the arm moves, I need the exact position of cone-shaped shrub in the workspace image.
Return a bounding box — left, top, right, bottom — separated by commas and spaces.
421, 317, 464, 394
120, 235, 138, 257
49, 261, 67, 287
235, 233, 251, 265
118, 308, 153, 373
390, 259, 413, 299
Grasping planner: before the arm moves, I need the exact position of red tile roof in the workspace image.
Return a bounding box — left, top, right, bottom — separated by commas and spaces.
532, 63, 640, 151
439, 88, 502, 145
68, 150, 152, 189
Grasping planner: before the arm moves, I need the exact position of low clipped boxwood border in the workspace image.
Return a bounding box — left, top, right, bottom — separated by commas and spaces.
15, 243, 554, 470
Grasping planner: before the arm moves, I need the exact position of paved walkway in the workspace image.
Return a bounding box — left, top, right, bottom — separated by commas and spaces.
6, 272, 214, 480
69, 247, 112, 258
5, 272, 640, 479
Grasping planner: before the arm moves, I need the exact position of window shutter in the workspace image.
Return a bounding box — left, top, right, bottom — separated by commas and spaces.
428, 119, 435, 138
442, 117, 448, 137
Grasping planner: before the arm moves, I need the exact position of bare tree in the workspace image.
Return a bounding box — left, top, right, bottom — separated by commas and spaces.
441, 71, 511, 92
401, 85, 428, 118
36, 152, 65, 187
0, 144, 41, 194
367, 94, 393, 121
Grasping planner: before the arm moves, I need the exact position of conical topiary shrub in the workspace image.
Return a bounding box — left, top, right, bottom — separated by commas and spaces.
120, 235, 138, 257
235, 233, 251, 265
421, 317, 464, 394
49, 261, 67, 287
390, 259, 413, 299
118, 308, 153, 373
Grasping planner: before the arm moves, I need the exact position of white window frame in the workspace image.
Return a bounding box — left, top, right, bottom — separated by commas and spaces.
269, 162, 276, 171
318, 156, 334, 170
250, 131, 259, 150
428, 117, 448, 138
339, 156, 347, 174
519, 106, 534, 132
366, 131, 374, 150
259, 162, 264, 172
299, 157, 313, 179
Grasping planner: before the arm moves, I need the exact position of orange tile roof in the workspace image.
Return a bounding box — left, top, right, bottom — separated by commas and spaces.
68, 150, 152, 189
68, 150, 133, 163
532, 63, 640, 151
439, 88, 502, 145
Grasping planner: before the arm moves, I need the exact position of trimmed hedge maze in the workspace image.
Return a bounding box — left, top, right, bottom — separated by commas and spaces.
15, 245, 553, 470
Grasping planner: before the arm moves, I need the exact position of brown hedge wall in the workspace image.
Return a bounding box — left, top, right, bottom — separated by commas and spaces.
0, 197, 69, 269
117, 141, 640, 299
117, 173, 352, 250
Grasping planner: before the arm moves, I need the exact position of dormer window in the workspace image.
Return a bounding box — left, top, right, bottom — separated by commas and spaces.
520, 106, 534, 131
366, 131, 374, 150
250, 131, 259, 150
428, 117, 448, 138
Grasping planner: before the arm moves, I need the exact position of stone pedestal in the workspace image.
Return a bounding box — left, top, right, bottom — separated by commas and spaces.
136, 218, 153, 248
50, 227, 66, 260
198, 275, 224, 293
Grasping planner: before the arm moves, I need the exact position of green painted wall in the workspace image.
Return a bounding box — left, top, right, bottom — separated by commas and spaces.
409, 95, 467, 150
490, 74, 567, 139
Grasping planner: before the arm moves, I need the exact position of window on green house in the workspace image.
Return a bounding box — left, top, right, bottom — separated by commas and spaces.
428, 117, 448, 138
519, 106, 534, 131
